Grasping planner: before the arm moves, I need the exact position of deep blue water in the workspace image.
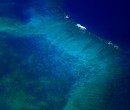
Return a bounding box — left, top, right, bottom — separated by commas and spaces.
0, 0, 130, 110
1, 0, 129, 50
63, 0, 130, 50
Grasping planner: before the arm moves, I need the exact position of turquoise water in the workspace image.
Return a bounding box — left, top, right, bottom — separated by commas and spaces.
0, 0, 130, 110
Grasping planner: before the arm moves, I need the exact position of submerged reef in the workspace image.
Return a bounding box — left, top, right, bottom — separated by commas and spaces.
0, 0, 130, 110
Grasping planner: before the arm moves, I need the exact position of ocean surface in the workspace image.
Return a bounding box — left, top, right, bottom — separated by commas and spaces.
0, 0, 130, 110
63, 0, 130, 51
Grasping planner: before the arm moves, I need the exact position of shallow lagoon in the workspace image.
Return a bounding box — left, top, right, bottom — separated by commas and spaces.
0, 0, 130, 110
